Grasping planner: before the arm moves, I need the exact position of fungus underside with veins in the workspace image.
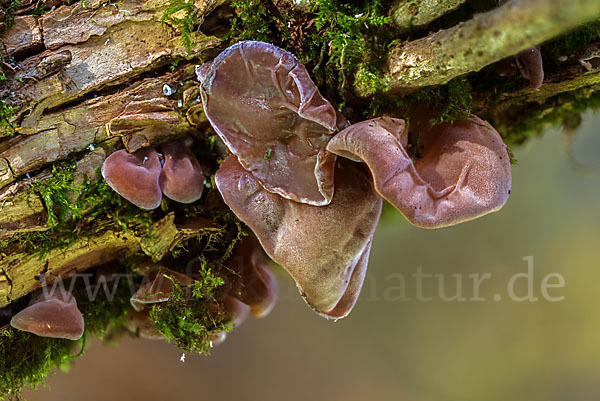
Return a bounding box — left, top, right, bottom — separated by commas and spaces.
327, 115, 512, 228
215, 155, 381, 319
197, 40, 348, 206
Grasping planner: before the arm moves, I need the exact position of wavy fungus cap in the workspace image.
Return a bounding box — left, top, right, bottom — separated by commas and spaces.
101, 148, 163, 210
10, 289, 85, 340
198, 41, 348, 206
327, 115, 512, 228
215, 155, 381, 319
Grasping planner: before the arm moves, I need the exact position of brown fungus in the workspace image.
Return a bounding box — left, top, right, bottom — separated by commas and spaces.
130, 266, 194, 312
198, 40, 348, 206
158, 137, 204, 204
10, 289, 85, 340
101, 148, 163, 210
515, 47, 544, 89
327, 116, 512, 228
221, 236, 279, 318
215, 155, 381, 319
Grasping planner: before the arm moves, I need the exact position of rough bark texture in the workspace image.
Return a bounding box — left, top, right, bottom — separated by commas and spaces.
0, 0, 224, 308
381, 0, 600, 91
390, 0, 467, 34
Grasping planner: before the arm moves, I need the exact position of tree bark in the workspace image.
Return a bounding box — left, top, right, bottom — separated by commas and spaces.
378, 0, 600, 92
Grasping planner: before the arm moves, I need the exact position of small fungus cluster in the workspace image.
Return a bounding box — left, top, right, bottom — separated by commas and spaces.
101, 137, 204, 209
127, 236, 278, 344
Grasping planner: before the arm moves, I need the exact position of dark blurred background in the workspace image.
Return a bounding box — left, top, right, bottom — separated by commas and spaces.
24, 112, 600, 401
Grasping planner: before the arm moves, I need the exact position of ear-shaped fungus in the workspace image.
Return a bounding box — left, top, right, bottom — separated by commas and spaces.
515, 47, 544, 89
158, 137, 204, 203
327, 116, 511, 228
222, 236, 279, 318
101, 148, 163, 210
131, 266, 194, 312
198, 40, 348, 206
215, 155, 381, 319
10, 289, 85, 340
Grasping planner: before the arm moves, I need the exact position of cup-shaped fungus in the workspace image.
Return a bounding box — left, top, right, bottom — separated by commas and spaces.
158, 137, 205, 203
326, 115, 511, 228
131, 266, 194, 312
10, 289, 85, 340
221, 236, 279, 318
515, 47, 544, 89
101, 147, 163, 210
216, 155, 382, 319
197, 40, 348, 206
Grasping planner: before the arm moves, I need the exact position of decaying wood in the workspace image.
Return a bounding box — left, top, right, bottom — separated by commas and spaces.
0, 210, 224, 308
378, 0, 600, 92
0, 0, 226, 306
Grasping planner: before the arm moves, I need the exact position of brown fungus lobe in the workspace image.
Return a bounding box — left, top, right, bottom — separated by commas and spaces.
327, 116, 512, 228
215, 155, 381, 319
130, 266, 194, 312
198, 40, 348, 206
101, 148, 163, 210
158, 137, 204, 204
10, 289, 85, 340
515, 47, 544, 89
221, 236, 279, 318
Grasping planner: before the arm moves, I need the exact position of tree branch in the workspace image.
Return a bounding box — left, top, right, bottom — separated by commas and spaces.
390, 0, 467, 34
381, 0, 600, 91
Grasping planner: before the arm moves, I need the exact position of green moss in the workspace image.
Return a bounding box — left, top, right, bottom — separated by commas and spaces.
0, 156, 155, 259
495, 85, 600, 145
0, 99, 16, 136
543, 19, 600, 73
0, 270, 137, 398
227, 0, 281, 44
162, 0, 199, 53
369, 76, 473, 124
225, 0, 394, 107
1, 0, 20, 33
149, 265, 229, 355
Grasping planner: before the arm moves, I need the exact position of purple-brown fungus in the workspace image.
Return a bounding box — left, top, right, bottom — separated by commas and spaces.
158, 137, 204, 204
131, 266, 194, 312
197, 40, 348, 206
101, 147, 163, 210
215, 155, 381, 319
327, 115, 512, 228
221, 236, 279, 318
10, 289, 85, 340
515, 47, 544, 89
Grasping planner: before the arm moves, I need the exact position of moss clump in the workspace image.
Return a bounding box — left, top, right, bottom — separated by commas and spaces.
0, 269, 138, 399
225, 0, 394, 107
227, 0, 285, 44
162, 0, 200, 53
495, 86, 600, 145
368, 76, 473, 124
150, 265, 229, 355
543, 19, 600, 73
